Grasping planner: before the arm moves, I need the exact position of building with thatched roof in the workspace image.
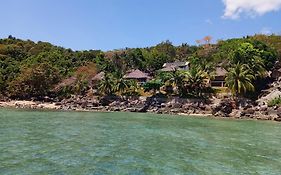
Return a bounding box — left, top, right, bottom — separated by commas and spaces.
210, 67, 227, 87
124, 69, 151, 84
159, 61, 189, 72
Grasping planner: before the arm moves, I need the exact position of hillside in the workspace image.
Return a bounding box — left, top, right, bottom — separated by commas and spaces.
0, 34, 281, 100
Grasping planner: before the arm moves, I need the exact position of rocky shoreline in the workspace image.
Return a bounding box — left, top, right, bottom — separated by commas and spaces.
1, 96, 281, 122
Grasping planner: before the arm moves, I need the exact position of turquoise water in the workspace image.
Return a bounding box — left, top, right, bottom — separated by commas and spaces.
0, 109, 281, 175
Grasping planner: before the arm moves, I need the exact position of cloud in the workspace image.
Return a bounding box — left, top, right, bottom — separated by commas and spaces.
222, 0, 281, 19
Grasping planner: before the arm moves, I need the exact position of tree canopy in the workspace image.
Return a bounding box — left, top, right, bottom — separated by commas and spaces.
0, 34, 280, 99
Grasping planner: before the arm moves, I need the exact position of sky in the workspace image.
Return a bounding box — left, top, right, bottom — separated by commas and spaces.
0, 0, 280, 51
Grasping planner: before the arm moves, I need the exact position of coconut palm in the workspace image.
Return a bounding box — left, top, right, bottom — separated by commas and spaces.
114, 77, 131, 95
158, 70, 187, 95
98, 73, 115, 95
124, 80, 140, 96
184, 68, 209, 97
225, 63, 255, 98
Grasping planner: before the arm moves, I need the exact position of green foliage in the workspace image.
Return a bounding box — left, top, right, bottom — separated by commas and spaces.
231, 43, 266, 77
126, 48, 146, 70
252, 34, 281, 61
122, 80, 141, 97
225, 63, 255, 97
114, 77, 131, 95
183, 68, 209, 97
0, 34, 280, 100
0, 37, 103, 98
154, 68, 209, 97
143, 79, 163, 94
98, 73, 115, 95
268, 96, 281, 107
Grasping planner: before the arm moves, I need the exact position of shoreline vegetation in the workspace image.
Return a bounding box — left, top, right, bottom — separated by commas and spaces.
1, 35, 281, 122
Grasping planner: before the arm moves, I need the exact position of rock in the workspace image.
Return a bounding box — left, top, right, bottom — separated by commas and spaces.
55, 102, 62, 106
160, 103, 166, 108
229, 109, 241, 118
244, 108, 255, 115
259, 105, 268, 111
212, 99, 233, 117
257, 90, 281, 105
214, 111, 229, 118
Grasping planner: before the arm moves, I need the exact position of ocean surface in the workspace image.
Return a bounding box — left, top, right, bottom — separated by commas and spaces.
0, 108, 281, 175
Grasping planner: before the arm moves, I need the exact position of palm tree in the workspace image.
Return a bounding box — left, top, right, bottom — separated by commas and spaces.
225, 63, 255, 98
184, 68, 208, 97
125, 80, 140, 96
114, 77, 131, 95
73, 74, 89, 95
98, 73, 115, 95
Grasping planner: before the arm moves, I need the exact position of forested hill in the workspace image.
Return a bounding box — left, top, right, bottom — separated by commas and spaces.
0, 34, 281, 99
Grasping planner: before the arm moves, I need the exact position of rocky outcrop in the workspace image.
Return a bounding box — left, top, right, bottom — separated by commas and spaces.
1, 95, 281, 122
54, 96, 213, 116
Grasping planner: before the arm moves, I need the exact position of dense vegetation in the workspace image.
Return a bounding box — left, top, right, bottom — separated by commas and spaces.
0, 34, 280, 100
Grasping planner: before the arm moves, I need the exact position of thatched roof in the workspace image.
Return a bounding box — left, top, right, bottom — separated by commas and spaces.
215, 67, 227, 76
124, 69, 150, 79
163, 61, 189, 68
160, 66, 177, 72
159, 61, 189, 72
92, 72, 105, 81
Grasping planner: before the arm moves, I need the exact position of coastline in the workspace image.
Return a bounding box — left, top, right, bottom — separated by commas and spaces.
1, 99, 280, 122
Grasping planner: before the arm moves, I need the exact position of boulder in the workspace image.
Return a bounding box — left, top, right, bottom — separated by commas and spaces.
212, 99, 234, 117
257, 90, 281, 105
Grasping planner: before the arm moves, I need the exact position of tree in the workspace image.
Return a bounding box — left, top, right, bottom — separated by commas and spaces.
8, 63, 61, 99
98, 73, 115, 95
122, 80, 140, 97
126, 48, 146, 70
114, 77, 131, 95
232, 43, 266, 78
143, 79, 163, 95
184, 68, 209, 97
54, 62, 98, 96
225, 63, 255, 98
164, 70, 187, 96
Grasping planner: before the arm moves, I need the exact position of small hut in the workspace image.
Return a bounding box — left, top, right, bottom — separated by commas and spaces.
124, 69, 151, 84
210, 67, 227, 87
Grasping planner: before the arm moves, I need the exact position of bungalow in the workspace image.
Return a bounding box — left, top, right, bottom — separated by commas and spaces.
210, 67, 227, 87
123, 69, 151, 84
159, 61, 189, 72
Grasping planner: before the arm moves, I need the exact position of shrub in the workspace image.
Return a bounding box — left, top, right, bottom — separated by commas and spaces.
268, 96, 281, 107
